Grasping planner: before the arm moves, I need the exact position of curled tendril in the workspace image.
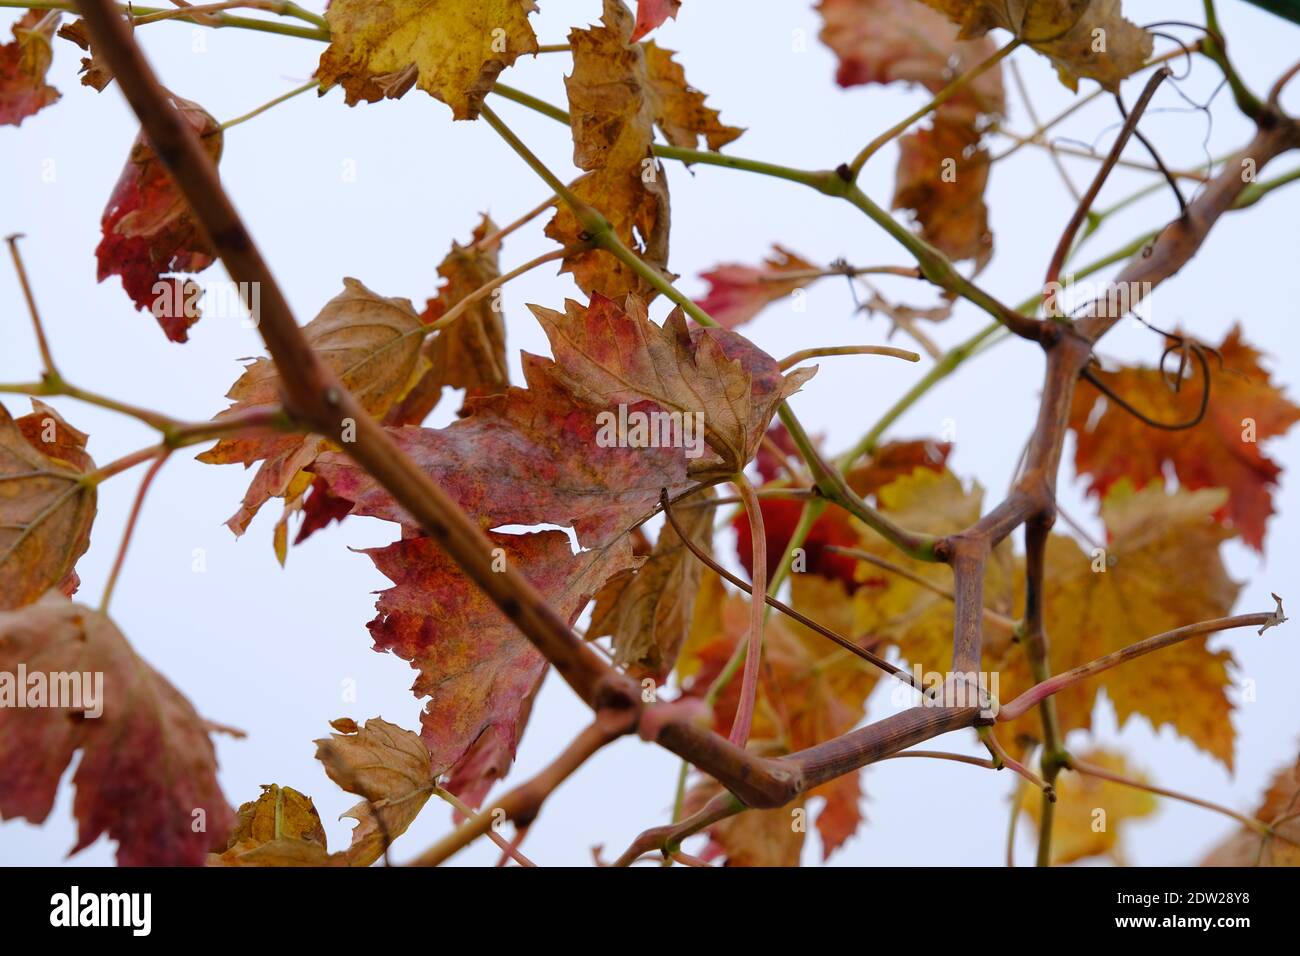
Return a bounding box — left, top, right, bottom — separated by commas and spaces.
1082, 334, 1214, 431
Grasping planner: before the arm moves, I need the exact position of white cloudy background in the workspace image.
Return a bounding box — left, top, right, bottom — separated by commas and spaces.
1, 0, 1298, 866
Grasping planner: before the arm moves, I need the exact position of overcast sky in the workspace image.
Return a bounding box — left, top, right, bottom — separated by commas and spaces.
2, 0, 1298, 867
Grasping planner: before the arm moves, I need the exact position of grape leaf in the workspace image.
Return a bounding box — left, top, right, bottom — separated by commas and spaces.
733, 498, 866, 591
589, 486, 714, 677
0, 9, 59, 127
817, 0, 1006, 122
917, 0, 1152, 91
697, 245, 818, 330
1201, 752, 1300, 866
96, 92, 221, 343
0, 401, 96, 610
56, 17, 112, 92
1033, 482, 1241, 768
314, 716, 434, 866
546, 0, 671, 300
0, 593, 234, 865
893, 112, 993, 266
313, 352, 691, 549
530, 293, 814, 473
208, 784, 339, 867
199, 278, 428, 542
364, 529, 636, 802
643, 40, 743, 152
393, 215, 510, 426
1069, 325, 1300, 550
1020, 748, 1156, 865
316, 0, 539, 119
630, 0, 681, 42
845, 438, 952, 497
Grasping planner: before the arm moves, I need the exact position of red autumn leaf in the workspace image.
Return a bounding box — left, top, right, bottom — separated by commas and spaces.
630, 0, 681, 42
0, 593, 234, 865
1069, 325, 1300, 550
697, 245, 819, 330
96, 92, 221, 343
817, 0, 1005, 122
0, 10, 60, 128
846, 438, 952, 497
293, 476, 354, 546
531, 293, 814, 473
733, 497, 866, 591
315, 353, 691, 549
363, 529, 635, 801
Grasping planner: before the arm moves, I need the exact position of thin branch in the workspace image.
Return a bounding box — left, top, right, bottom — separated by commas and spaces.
778, 344, 919, 371
1066, 757, 1270, 836
98, 451, 168, 612
426, 245, 579, 333
6, 234, 57, 376
432, 786, 537, 867
999, 608, 1287, 722
660, 491, 914, 686
1043, 68, 1171, 318
823, 545, 1018, 632
411, 717, 628, 866
611, 791, 742, 867
728, 473, 767, 748
848, 39, 1020, 175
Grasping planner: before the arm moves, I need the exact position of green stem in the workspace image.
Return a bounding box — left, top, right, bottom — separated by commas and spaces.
1202, 0, 1264, 120
848, 39, 1020, 175
7, 1, 330, 40
219, 79, 318, 130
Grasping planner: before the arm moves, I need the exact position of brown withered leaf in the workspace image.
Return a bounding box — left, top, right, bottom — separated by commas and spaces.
0, 401, 96, 610
817, 0, 1005, 123
0, 9, 59, 127
364, 530, 636, 803
56, 17, 114, 91
393, 215, 510, 425
199, 278, 428, 541
893, 112, 993, 266
316, 0, 539, 119
643, 41, 743, 152
547, 0, 671, 300
314, 716, 434, 866
530, 293, 814, 473
208, 784, 339, 867
1201, 752, 1300, 867
314, 353, 690, 549
917, 0, 1153, 91
697, 245, 818, 330
589, 486, 714, 677
1021, 749, 1156, 865
1069, 325, 1300, 551
0, 594, 235, 866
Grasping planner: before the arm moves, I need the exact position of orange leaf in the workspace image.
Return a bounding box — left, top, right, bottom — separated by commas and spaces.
0, 10, 59, 127
1069, 325, 1300, 550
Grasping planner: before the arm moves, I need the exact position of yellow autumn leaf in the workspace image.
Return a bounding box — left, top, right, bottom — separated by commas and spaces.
317, 0, 539, 119
1021, 749, 1157, 865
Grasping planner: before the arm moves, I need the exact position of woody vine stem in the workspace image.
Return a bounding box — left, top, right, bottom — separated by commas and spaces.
28, 0, 1296, 866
